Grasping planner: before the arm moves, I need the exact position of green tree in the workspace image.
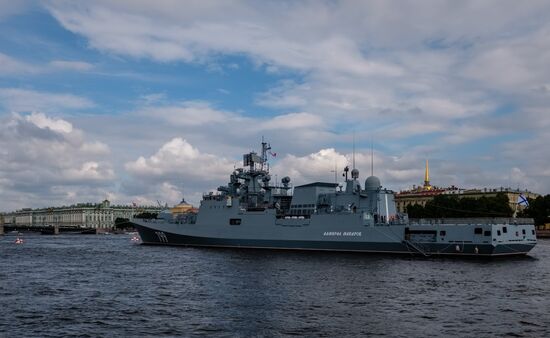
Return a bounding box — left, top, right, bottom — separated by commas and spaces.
519, 195, 550, 226
406, 204, 425, 218
407, 193, 514, 218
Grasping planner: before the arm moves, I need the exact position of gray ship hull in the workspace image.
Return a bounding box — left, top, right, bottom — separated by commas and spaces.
133, 220, 536, 257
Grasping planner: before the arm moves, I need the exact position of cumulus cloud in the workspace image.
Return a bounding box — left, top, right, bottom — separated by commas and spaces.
0, 112, 114, 210
270, 146, 544, 195
62, 161, 114, 182
123, 138, 238, 206
271, 148, 349, 184
41, 0, 550, 174
125, 137, 234, 181
268, 147, 443, 192
25, 112, 73, 133
124, 141, 360, 206
3, 0, 550, 210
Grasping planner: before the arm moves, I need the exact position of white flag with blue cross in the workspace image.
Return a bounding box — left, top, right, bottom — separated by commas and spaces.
517, 194, 529, 207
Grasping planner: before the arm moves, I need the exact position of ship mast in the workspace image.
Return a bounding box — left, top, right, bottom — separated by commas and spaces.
261, 136, 271, 172
352, 132, 356, 170
371, 139, 374, 176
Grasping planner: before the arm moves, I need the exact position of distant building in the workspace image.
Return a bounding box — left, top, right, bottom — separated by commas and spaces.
1, 200, 163, 229
395, 161, 539, 213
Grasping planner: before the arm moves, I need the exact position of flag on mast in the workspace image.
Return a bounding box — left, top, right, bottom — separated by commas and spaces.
517, 194, 529, 207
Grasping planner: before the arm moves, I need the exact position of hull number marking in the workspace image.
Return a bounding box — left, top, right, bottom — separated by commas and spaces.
155, 231, 169, 243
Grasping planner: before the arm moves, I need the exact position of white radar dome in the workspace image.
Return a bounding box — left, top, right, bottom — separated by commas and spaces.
365, 176, 381, 191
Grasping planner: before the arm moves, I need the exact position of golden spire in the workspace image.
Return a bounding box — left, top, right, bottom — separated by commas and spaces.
423, 159, 432, 190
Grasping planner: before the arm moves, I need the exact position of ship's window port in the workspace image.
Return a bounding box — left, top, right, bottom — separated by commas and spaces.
474, 227, 483, 235
522, 229, 526, 235
532, 230, 535, 235
497, 230, 501, 236
502, 226, 508, 234
439, 230, 446, 236
484, 230, 491, 236
229, 218, 242, 225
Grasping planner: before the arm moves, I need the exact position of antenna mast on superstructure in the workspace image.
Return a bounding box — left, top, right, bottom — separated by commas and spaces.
330, 160, 338, 183
261, 136, 271, 172
370, 139, 374, 176
352, 132, 356, 170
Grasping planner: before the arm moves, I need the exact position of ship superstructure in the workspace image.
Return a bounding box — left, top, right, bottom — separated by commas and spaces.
133, 141, 537, 256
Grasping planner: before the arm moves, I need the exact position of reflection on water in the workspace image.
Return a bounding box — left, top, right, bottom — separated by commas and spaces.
1, 235, 550, 337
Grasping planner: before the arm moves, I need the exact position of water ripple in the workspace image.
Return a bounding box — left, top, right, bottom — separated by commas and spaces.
1, 235, 550, 336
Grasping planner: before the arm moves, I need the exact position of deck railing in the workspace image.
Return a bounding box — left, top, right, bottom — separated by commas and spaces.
408, 217, 534, 225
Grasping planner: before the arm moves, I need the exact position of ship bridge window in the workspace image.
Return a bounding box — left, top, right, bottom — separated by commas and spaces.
484, 230, 491, 236
522, 229, 526, 235
229, 218, 241, 225
532, 230, 535, 235
439, 230, 446, 236
502, 226, 508, 234
474, 227, 483, 235
497, 230, 501, 236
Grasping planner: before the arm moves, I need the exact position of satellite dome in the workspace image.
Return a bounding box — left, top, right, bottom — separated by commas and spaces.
351, 168, 359, 179
365, 176, 381, 191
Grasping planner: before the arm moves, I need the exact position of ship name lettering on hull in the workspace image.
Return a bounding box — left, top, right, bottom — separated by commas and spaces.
323, 231, 362, 237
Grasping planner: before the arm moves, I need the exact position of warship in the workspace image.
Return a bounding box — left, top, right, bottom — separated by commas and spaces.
132, 141, 537, 257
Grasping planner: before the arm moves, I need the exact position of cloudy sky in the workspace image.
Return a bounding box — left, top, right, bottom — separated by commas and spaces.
1, 1, 549, 211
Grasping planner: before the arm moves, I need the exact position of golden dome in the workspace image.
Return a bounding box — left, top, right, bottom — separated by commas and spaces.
170, 198, 195, 215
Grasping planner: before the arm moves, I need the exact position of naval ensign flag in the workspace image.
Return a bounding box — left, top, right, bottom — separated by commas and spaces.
517, 194, 529, 207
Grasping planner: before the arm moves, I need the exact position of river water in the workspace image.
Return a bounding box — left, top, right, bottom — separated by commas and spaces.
1, 234, 549, 337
